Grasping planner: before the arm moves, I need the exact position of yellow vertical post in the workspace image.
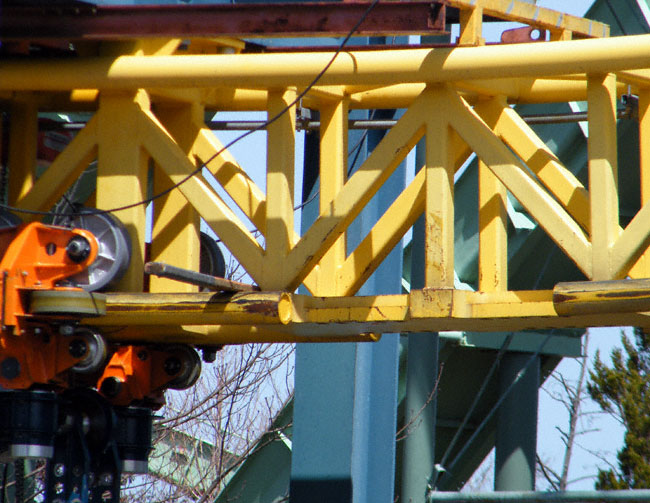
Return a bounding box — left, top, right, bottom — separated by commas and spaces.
549, 30, 572, 41
633, 87, 650, 276
263, 88, 296, 290
478, 158, 508, 291
587, 73, 618, 280
8, 93, 38, 206
150, 102, 202, 292
319, 98, 348, 295
458, 5, 485, 46
96, 91, 150, 291
425, 89, 454, 288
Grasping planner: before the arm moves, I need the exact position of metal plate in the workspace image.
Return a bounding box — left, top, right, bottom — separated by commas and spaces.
30, 290, 107, 316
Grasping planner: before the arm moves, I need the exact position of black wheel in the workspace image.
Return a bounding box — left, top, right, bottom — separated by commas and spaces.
200, 232, 226, 278
164, 345, 201, 390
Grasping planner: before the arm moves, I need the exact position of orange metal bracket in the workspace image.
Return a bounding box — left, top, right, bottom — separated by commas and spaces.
0, 222, 99, 389
97, 345, 192, 407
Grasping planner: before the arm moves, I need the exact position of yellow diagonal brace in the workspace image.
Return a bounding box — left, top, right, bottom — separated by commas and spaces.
337, 167, 426, 296
475, 98, 591, 232
446, 88, 593, 277
611, 203, 650, 278
138, 107, 264, 282
16, 114, 98, 216
150, 102, 201, 293
285, 90, 429, 291
193, 127, 267, 234
8, 94, 37, 207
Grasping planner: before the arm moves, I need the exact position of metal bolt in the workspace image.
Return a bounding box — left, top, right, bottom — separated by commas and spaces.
72, 465, 82, 477
164, 356, 182, 376
55, 482, 64, 495
101, 490, 113, 502
68, 339, 87, 359
59, 324, 75, 336
137, 350, 149, 361
66, 236, 91, 263
54, 463, 65, 477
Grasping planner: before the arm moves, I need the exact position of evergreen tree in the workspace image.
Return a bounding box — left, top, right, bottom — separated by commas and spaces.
587, 327, 650, 489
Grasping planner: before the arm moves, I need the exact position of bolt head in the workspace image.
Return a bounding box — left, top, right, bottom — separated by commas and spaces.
59, 324, 75, 336
164, 357, 182, 376
54, 463, 65, 477
68, 339, 88, 359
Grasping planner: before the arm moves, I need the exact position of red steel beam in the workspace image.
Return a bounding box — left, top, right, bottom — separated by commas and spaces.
0, 2, 447, 40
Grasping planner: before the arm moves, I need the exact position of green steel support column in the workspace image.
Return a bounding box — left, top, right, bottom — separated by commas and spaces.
399, 136, 439, 503
494, 353, 540, 491
291, 102, 403, 503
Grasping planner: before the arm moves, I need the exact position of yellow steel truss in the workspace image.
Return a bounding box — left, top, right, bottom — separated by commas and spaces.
5, 3, 650, 344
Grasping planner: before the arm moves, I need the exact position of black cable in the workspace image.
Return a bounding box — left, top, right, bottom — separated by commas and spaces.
0, 0, 381, 219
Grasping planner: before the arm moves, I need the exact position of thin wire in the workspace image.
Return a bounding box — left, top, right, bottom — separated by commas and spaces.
0, 0, 381, 219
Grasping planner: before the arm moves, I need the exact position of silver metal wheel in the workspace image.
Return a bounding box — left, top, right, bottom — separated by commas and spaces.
53, 209, 131, 291
71, 327, 107, 375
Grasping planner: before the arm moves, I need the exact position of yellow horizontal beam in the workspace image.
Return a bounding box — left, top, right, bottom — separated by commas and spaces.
447, 0, 609, 38
198, 78, 621, 111
6, 35, 650, 91
90, 291, 293, 326
554, 278, 650, 316
85, 288, 650, 341
98, 324, 380, 345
